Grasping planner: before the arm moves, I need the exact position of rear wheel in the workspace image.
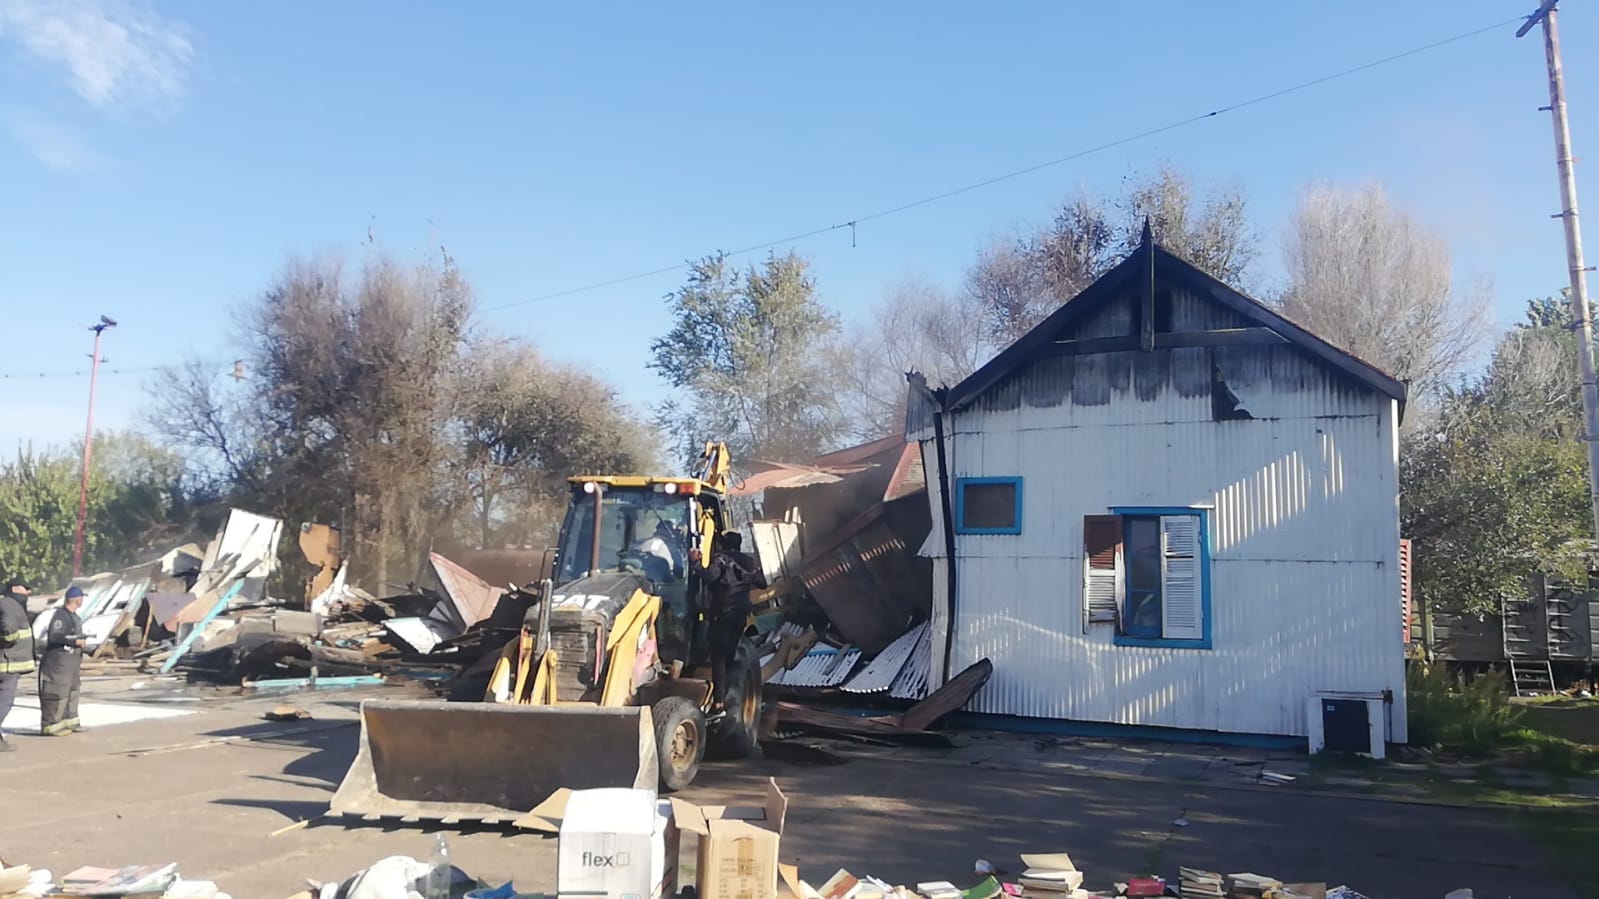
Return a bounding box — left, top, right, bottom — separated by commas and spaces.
653, 696, 705, 792
707, 637, 761, 760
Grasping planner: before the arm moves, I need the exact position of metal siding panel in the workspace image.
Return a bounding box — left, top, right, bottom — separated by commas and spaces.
939, 351, 1404, 737
842, 622, 929, 694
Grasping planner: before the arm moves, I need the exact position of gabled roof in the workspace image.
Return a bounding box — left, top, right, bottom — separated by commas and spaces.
945, 238, 1408, 411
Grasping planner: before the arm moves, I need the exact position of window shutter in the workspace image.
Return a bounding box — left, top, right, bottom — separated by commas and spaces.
1083, 515, 1122, 626
1161, 515, 1203, 640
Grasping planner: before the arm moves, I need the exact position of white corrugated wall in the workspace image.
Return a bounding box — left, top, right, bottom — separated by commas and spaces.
918, 350, 1407, 740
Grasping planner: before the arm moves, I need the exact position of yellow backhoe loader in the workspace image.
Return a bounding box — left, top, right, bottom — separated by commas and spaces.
329, 443, 768, 825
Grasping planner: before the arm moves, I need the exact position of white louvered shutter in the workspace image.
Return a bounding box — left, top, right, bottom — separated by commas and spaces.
1160, 515, 1203, 640
1083, 515, 1122, 629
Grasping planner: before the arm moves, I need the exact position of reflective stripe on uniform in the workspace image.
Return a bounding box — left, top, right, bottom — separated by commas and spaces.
3, 628, 29, 643
0, 660, 35, 673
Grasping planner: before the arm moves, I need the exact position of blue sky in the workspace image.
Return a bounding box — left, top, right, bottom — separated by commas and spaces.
0, 1, 1587, 453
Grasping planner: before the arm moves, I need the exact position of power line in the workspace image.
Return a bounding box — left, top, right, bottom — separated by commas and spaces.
0, 359, 233, 380
482, 13, 1524, 314
0, 365, 167, 380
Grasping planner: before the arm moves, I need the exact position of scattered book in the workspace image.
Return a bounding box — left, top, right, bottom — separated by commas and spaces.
1124, 876, 1166, 898
917, 882, 961, 899
819, 870, 862, 899
961, 876, 1003, 899
1179, 867, 1224, 899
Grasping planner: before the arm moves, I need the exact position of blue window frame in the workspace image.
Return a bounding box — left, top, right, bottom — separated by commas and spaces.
954, 477, 1023, 535
1108, 506, 1212, 650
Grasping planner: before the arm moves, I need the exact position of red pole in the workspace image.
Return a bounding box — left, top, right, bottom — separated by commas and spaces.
72, 324, 108, 577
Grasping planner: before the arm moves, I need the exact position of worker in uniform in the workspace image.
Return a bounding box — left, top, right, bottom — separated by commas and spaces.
0, 579, 36, 752
699, 532, 765, 714
633, 519, 686, 583
38, 585, 87, 736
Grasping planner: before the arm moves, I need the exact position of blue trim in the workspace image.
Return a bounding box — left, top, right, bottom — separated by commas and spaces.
948, 712, 1302, 750
954, 476, 1023, 535
1109, 506, 1212, 650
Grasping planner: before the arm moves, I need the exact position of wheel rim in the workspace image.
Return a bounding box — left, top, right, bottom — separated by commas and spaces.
671, 718, 699, 768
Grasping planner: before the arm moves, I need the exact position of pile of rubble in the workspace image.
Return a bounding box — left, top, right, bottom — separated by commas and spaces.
0, 860, 233, 898
34, 509, 538, 698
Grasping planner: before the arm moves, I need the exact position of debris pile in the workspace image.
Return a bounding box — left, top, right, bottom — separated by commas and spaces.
39, 509, 539, 696
0, 859, 232, 899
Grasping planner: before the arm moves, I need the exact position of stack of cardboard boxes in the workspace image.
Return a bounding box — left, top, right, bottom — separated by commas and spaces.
548, 779, 788, 899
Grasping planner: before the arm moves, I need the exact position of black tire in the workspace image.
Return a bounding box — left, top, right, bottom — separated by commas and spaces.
653, 695, 706, 792
707, 637, 761, 760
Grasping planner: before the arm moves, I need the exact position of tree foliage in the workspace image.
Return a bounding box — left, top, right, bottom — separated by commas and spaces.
149, 250, 651, 589
455, 340, 657, 549
1402, 298, 1592, 617
650, 252, 845, 463
0, 432, 194, 587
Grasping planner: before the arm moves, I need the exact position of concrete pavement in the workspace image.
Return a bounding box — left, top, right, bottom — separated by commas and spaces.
0, 682, 1579, 898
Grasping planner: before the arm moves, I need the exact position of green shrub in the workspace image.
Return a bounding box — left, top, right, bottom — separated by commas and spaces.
1407, 662, 1525, 756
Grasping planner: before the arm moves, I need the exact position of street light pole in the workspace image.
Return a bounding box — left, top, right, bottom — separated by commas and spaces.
71, 315, 117, 578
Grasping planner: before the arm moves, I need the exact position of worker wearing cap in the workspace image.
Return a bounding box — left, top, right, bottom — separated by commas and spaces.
38, 585, 87, 736
0, 580, 37, 751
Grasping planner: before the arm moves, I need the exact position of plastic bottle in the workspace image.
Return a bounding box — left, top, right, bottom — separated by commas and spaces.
426, 833, 452, 899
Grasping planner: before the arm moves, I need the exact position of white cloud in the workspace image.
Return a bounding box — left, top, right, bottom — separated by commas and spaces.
4, 108, 107, 171
0, 0, 193, 110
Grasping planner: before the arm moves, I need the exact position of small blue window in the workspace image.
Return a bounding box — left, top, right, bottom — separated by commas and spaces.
954, 477, 1023, 535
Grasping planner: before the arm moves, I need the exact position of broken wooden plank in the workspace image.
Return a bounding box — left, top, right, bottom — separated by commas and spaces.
901, 658, 994, 733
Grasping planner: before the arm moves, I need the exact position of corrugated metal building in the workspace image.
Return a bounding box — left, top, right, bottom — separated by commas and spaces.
908, 233, 1409, 743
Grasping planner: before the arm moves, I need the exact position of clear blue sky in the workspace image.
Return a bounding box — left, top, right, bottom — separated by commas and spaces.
0, 1, 1587, 453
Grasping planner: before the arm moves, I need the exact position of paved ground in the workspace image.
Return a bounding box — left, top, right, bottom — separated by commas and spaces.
0, 675, 1580, 898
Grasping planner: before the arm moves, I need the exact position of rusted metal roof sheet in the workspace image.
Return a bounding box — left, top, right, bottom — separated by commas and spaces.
813, 435, 906, 468
800, 503, 928, 653
429, 552, 502, 630
767, 645, 862, 688
842, 622, 929, 695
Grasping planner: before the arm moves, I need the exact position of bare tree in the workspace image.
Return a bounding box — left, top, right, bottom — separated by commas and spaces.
838, 278, 987, 440
1279, 182, 1490, 401
965, 239, 1046, 348
966, 167, 1257, 348
150, 251, 473, 589
1118, 165, 1255, 285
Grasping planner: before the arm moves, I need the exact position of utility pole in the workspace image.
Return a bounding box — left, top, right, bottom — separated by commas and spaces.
1522, 1, 1599, 540
71, 315, 117, 578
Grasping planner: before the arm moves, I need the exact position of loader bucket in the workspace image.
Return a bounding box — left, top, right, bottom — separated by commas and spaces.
328, 699, 657, 826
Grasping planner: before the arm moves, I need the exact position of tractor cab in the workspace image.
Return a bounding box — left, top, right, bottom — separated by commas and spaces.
552, 476, 728, 666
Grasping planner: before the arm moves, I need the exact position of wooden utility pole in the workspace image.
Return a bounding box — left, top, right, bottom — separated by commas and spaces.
72, 315, 117, 577
1522, 1, 1599, 540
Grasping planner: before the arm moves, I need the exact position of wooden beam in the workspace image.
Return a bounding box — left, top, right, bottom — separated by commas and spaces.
1051, 329, 1285, 357
1140, 241, 1156, 353
1050, 335, 1139, 356
1155, 327, 1288, 349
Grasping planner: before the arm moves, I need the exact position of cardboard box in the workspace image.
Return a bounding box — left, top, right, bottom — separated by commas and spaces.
557, 788, 679, 899
674, 778, 788, 899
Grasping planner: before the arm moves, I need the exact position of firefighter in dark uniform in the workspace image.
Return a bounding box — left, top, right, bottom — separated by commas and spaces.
699, 531, 765, 713
39, 585, 87, 736
0, 579, 36, 752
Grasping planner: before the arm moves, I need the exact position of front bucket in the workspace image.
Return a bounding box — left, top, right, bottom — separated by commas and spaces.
328, 699, 657, 825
